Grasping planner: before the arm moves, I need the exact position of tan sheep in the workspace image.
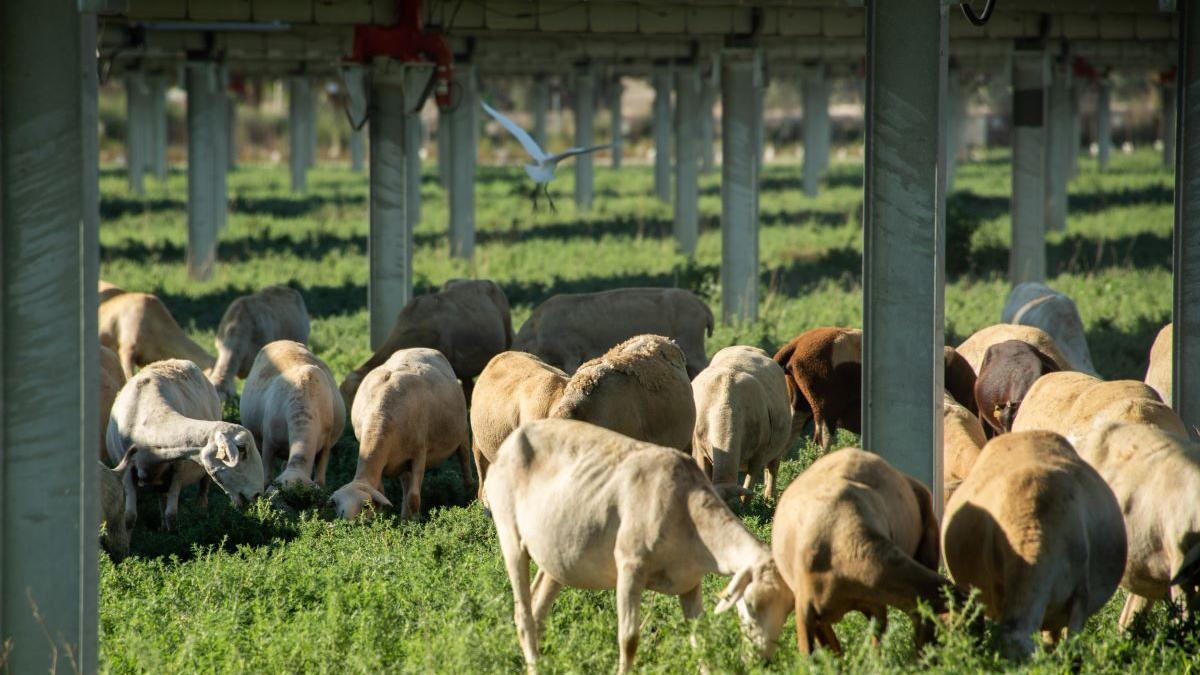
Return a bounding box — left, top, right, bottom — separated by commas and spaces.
210, 286, 310, 402
1010, 371, 1101, 435
240, 340, 346, 489
486, 419, 793, 672
513, 287, 713, 377
1145, 323, 1172, 405
955, 324, 1072, 376
99, 448, 137, 562
331, 348, 471, 520
468, 351, 568, 502
941, 431, 1126, 659
1076, 422, 1200, 629
549, 334, 696, 451
99, 345, 127, 460
1013, 373, 1186, 444
943, 392, 985, 503
340, 279, 512, 410
691, 346, 792, 501
98, 283, 215, 378
772, 448, 959, 655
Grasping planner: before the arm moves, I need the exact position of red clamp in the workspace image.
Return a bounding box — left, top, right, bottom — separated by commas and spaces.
1072, 57, 1099, 84
347, 0, 454, 110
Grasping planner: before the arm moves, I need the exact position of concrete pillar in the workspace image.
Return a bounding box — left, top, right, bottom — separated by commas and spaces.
289, 77, 312, 192
1174, 0, 1200, 432
943, 70, 962, 192
862, 0, 947, 501
406, 111, 423, 225
437, 111, 450, 186
1164, 80, 1177, 168
308, 85, 319, 168
186, 63, 228, 280
351, 129, 366, 172
720, 49, 762, 324
1097, 78, 1112, 171
1, 4, 98, 670
150, 74, 169, 181
609, 76, 623, 169
126, 73, 151, 195
1045, 60, 1071, 233
573, 65, 597, 212
227, 93, 238, 170
700, 76, 717, 174
449, 64, 476, 259
368, 71, 413, 350
802, 69, 832, 198
1069, 80, 1083, 179
674, 65, 701, 255
532, 75, 549, 148
653, 65, 672, 203
1010, 45, 1048, 284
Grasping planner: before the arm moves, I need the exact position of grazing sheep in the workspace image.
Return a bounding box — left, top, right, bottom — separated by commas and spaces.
210, 286, 310, 402
549, 334, 696, 451
1013, 372, 1186, 443
1076, 423, 1200, 629
943, 392, 986, 503
331, 348, 471, 520
239, 340, 346, 489
486, 419, 793, 672
106, 359, 264, 530
944, 346, 979, 415
100, 345, 127, 460
340, 279, 512, 409
941, 431, 1126, 659
955, 324, 1071, 377
99, 448, 137, 562
973, 340, 1061, 436
691, 346, 792, 501
98, 283, 215, 378
1010, 371, 1102, 435
772, 448, 960, 654
1001, 282, 1098, 375
772, 327, 862, 450
468, 351, 569, 502
1145, 323, 1172, 405
513, 287, 713, 377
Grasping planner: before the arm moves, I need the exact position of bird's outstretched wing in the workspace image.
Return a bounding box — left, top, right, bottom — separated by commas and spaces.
546, 144, 611, 164
480, 100, 547, 162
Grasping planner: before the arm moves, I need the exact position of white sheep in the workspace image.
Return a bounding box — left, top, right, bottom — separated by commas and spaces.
1145, 323, 1172, 405
1001, 282, 1098, 376
210, 285, 310, 401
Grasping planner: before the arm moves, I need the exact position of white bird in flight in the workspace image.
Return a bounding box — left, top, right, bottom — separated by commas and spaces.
480, 100, 610, 212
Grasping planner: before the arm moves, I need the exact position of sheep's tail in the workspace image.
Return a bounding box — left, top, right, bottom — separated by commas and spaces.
704, 303, 715, 337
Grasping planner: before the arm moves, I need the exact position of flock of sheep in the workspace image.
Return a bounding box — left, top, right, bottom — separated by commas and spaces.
94, 276, 1192, 670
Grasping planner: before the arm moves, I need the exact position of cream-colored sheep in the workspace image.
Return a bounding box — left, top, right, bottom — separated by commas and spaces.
1013, 372, 1187, 444
468, 351, 568, 502
98, 283, 215, 378
99, 448, 137, 562
513, 287, 713, 377
331, 348, 471, 520
100, 345, 127, 460
1077, 422, 1200, 629
486, 419, 792, 672
106, 359, 264, 530
943, 392, 986, 503
210, 286, 310, 401
691, 346, 792, 501
772, 448, 958, 655
955, 324, 1071, 376
1145, 323, 1172, 405
942, 431, 1126, 659
1010, 371, 1102, 435
340, 279, 512, 410
1001, 282, 1098, 376
549, 334, 696, 451
240, 340, 345, 489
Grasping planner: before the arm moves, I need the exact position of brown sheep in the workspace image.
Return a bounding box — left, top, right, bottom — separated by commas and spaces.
943, 392, 986, 504
210, 286, 310, 402
772, 448, 961, 655
973, 340, 1061, 436
942, 431, 1126, 659
98, 282, 215, 378
99, 345, 127, 460
340, 279, 512, 410
469, 351, 569, 502
955, 323, 1072, 376
772, 327, 862, 451
513, 287, 713, 377
549, 335, 696, 451
1145, 323, 1172, 405
944, 346, 978, 415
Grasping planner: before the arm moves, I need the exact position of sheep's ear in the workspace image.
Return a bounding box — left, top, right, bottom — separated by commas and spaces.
715, 568, 752, 614
363, 484, 394, 509
1170, 542, 1200, 587
112, 446, 138, 476
215, 433, 240, 466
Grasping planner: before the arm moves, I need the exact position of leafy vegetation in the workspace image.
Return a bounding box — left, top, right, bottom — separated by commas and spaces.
99, 150, 1190, 673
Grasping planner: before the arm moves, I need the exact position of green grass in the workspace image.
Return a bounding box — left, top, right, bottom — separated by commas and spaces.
98, 150, 1193, 673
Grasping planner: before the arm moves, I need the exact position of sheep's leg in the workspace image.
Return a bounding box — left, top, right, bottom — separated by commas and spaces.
314, 444, 333, 487
680, 585, 705, 653
260, 431, 278, 488
794, 600, 820, 655
455, 443, 476, 496
196, 477, 210, 509
1118, 594, 1152, 632
122, 469, 138, 531
472, 445, 490, 503
531, 569, 563, 642
741, 461, 764, 503
402, 452, 427, 520
868, 607, 888, 648
497, 531, 538, 671
1170, 585, 1195, 622
764, 458, 780, 502
615, 562, 646, 674
816, 622, 842, 654
162, 473, 185, 531
118, 346, 137, 379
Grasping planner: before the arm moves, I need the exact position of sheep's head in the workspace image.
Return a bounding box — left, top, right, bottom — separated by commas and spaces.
329, 480, 392, 520
715, 559, 793, 661
199, 424, 264, 507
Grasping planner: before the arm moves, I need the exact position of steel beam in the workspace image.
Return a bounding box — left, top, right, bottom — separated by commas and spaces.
944, 69, 964, 192
802, 68, 831, 198
1069, 79, 1082, 179
151, 74, 169, 181
1010, 45, 1048, 284
720, 49, 762, 325
1045, 59, 1071, 233
1164, 80, 1177, 168
437, 110, 450, 185
1, 3, 97, 671
862, 0, 946, 502
700, 75, 716, 174
609, 76, 623, 169
368, 71, 412, 350
1175, 0, 1200, 434
449, 63, 476, 259
186, 63, 227, 280
289, 77, 312, 192
674, 64, 700, 255
532, 75, 549, 148
228, 92, 239, 170
574, 65, 596, 212
406, 111, 423, 226
653, 64, 672, 203
1097, 78, 1112, 171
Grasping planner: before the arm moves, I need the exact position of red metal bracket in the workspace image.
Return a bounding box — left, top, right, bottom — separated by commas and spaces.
348, 0, 453, 110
